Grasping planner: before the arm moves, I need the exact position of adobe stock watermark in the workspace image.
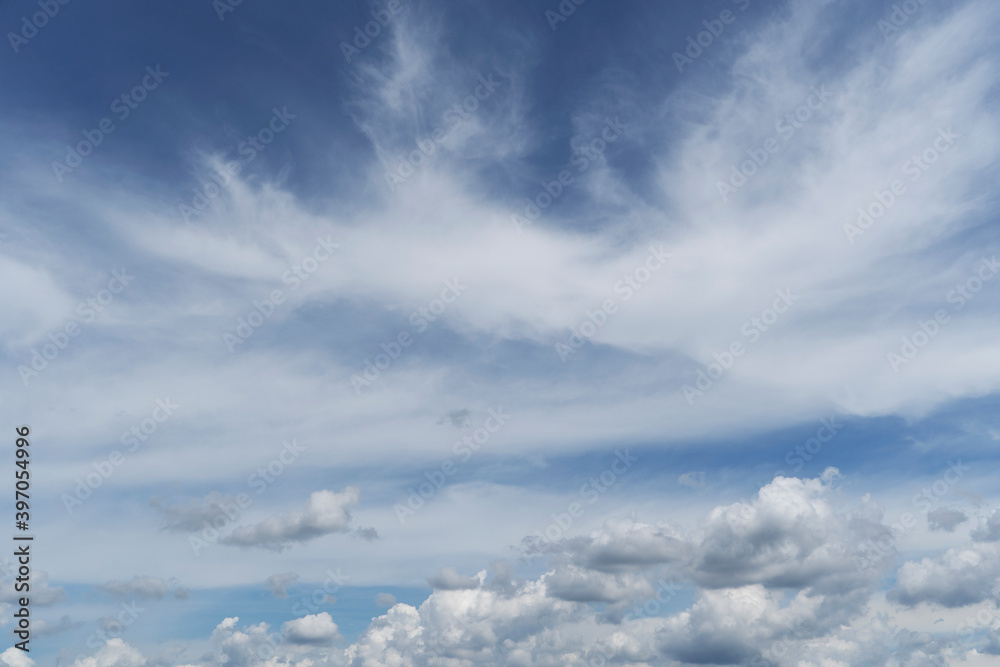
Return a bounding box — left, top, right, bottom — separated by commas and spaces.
189, 439, 307, 556
85, 601, 144, 650
178, 107, 297, 222
393, 407, 511, 524
622, 578, 682, 622
520, 449, 638, 555
511, 116, 627, 234
340, 0, 404, 63
223, 236, 339, 352
752, 612, 834, 667
672, 0, 751, 73
544, 0, 587, 31
584, 579, 682, 665
213, 0, 245, 21
350, 278, 466, 393
291, 567, 349, 617
682, 288, 799, 405
7, 0, 72, 54
556, 245, 672, 361
383, 72, 503, 192
716, 85, 833, 202
17, 269, 135, 386
877, 0, 930, 39
62, 398, 180, 514
843, 127, 959, 244
886, 256, 999, 372
51, 66, 170, 182
779, 417, 843, 474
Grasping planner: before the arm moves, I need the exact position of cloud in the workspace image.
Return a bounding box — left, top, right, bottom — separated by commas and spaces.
151, 492, 243, 533
6, 0, 1000, 664
526, 518, 690, 573
354, 526, 380, 541
438, 408, 472, 427
219, 487, 361, 551
972, 507, 1000, 542
427, 566, 481, 591
32, 615, 81, 637
0, 648, 32, 667
678, 471, 705, 488
47, 469, 987, 667
66, 639, 145, 667
928, 507, 968, 532
209, 617, 280, 667
375, 592, 397, 608
0, 571, 64, 606
543, 565, 652, 603
890, 543, 1000, 608
282, 612, 341, 645
689, 470, 883, 591
265, 573, 299, 598
525, 469, 888, 593
656, 586, 816, 665
97, 575, 169, 600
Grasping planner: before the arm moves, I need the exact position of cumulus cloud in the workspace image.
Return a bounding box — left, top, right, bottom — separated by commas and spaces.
689, 470, 883, 591
49, 469, 994, 667
209, 616, 307, 666
525, 469, 889, 594
282, 612, 341, 645
222, 487, 361, 551
890, 543, 1000, 607
523, 517, 690, 573
0, 648, 32, 667
67, 639, 145, 667
543, 565, 652, 603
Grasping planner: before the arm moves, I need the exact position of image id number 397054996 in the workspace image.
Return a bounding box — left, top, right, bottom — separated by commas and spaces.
13, 425, 32, 652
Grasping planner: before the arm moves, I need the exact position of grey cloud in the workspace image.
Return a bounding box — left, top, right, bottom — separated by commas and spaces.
98, 575, 169, 600
927, 507, 967, 532
375, 592, 397, 608
265, 573, 299, 598
438, 408, 472, 427
972, 507, 1000, 542
222, 487, 361, 551
427, 566, 480, 590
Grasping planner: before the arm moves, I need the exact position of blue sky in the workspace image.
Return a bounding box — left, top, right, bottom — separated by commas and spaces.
2, 0, 1000, 664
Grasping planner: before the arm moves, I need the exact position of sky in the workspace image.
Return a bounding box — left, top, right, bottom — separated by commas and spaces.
1, 0, 1000, 664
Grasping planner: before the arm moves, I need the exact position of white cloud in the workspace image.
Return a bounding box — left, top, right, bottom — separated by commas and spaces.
891, 542, 1000, 608
282, 612, 341, 645
0, 648, 33, 667
70, 640, 145, 667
